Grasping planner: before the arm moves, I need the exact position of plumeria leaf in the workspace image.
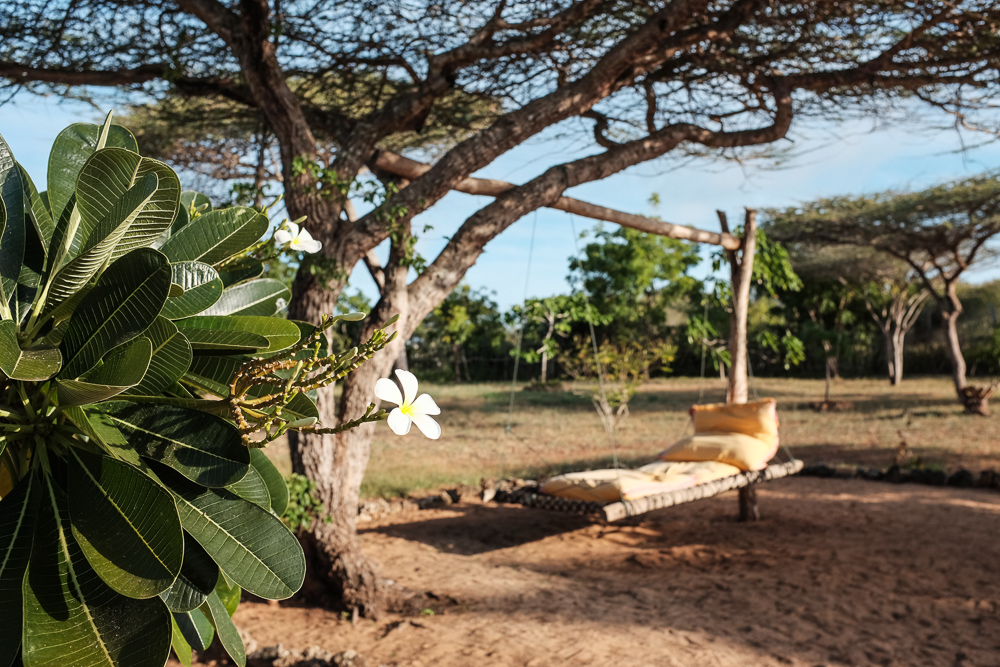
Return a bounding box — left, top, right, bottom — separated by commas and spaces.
196, 279, 290, 317
23, 475, 172, 667
249, 450, 288, 517
216, 257, 262, 288
0, 473, 40, 667
176, 316, 301, 354
0, 132, 26, 317
225, 465, 271, 510
68, 449, 184, 599
159, 208, 266, 266
178, 327, 271, 352
159, 534, 219, 613
200, 590, 246, 667
46, 121, 137, 231
153, 464, 305, 600
59, 248, 170, 379
161, 262, 223, 319
0, 320, 61, 381
170, 617, 193, 667
172, 609, 214, 653
122, 317, 193, 397
98, 402, 250, 487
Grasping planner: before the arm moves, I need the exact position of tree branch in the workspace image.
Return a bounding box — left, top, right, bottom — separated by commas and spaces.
371, 150, 739, 250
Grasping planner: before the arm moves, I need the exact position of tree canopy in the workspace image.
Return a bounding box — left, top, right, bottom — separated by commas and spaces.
765, 174, 1000, 412
6, 0, 1000, 611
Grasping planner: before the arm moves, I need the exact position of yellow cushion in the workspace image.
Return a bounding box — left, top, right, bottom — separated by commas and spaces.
691, 398, 778, 441
637, 460, 744, 484
540, 468, 697, 503
658, 432, 778, 471
540, 460, 744, 503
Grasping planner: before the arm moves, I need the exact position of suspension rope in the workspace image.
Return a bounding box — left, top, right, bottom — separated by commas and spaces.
568, 215, 621, 472
697, 298, 710, 403
500, 212, 539, 479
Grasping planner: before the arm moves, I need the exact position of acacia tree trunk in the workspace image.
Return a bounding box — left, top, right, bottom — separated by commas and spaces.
936, 283, 995, 415
866, 289, 927, 387
289, 230, 410, 617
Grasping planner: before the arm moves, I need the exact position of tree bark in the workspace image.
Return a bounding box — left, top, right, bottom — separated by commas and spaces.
718, 209, 759, 520
891, 329, 905, 386
289, 228, 411, 617
866, 288, 927, 387
940, 283, 968, 393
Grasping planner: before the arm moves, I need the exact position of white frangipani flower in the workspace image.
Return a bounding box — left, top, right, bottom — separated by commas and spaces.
274, 221, 322, 254
373, 369, 441, 439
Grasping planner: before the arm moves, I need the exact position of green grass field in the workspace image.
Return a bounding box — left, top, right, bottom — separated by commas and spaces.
264, 376, 1000, 498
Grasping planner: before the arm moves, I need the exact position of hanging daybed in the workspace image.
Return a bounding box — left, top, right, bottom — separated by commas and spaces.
491, 209, 803, 522
491, 398, 802, 521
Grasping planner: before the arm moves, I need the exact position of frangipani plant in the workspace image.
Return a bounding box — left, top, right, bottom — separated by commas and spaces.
0, 114, 423, 667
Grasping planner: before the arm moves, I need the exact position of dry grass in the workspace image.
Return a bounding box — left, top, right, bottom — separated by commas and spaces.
263, 376, 1000, 498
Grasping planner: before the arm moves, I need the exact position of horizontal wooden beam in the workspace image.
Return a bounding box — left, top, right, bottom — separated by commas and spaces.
373, 151, 742, 250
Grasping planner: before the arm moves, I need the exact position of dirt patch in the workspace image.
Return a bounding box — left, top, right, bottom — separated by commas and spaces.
219, 477, 1000, 667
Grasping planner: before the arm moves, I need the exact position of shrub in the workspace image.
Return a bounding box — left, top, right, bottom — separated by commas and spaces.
0, 115, 393, 667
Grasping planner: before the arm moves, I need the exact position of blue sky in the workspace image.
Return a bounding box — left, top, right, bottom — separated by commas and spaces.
3, 95, 999, 310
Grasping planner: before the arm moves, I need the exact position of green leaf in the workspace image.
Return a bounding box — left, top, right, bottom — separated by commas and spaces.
76, 148, 180, 264
46, 121, 138, 227
198, 279, 289, 317
176, 316, 301, 354
159, 208, 267, 266
156, 465, 305, 600
0, 320, 61, 381
172, 609, 213, 652
60, 248, 171, 379
23, 475, 172, 667
179, 327, 271, 352
14, 205, 45, 326
169, 201, 190, 238
217, 258, 263, 288
161, 263, 223, 319
18, 163, 53, 251
250, 450, 288, 517
122, 317, 192, 396
226, 465, 270, 510
214, 573, 240, 615
55, 337, 152, 406
201, 591, 246, 667
84, 336, 152, 387
42, 172, 160, 314
67, 449, 183, 599
0, 132, 26, 317
159, 534, 218, 613
170, 617, 193, 667
180, 191, 212, 214
99, 402, 249, 487
0, 473, 40, 667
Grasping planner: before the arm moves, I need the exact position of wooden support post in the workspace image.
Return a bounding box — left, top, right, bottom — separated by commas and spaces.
718, 208, 761, 521
738, 486, 760, 522
718, 208, 757, 405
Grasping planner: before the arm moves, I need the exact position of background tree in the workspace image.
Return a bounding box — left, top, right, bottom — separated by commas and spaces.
408, 284, 507, 382
5, 0, 1000, 613
766, 174, 1000, 413
507, 294, 600, 384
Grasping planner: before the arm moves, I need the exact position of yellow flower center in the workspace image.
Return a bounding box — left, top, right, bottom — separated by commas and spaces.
400, 403, 415, 417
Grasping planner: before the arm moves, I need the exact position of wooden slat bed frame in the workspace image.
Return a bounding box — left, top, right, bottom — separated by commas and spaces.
492, 459, 804, 522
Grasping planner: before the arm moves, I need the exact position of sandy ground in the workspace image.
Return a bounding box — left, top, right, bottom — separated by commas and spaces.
229, 477, 1000, 667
